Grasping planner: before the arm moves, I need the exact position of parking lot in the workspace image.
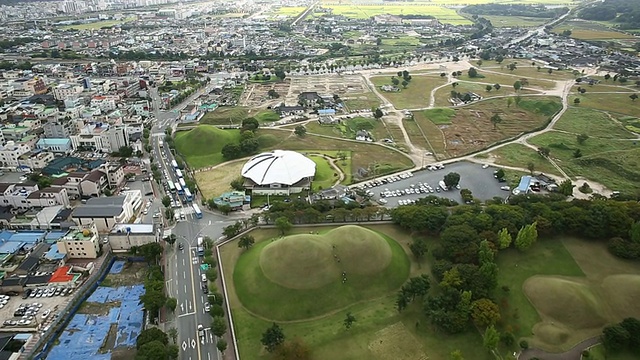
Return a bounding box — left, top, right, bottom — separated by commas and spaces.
0, 286, 73, 331
358, 161, 509, 207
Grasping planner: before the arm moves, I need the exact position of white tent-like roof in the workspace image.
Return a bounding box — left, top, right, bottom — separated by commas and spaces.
241, 150, 316, 186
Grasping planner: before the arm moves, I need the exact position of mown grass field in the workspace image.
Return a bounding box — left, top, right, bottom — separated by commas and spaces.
412, 111, 448, 159
222, 224, 488, 360
371, 74, 447, 109
433, 82, 540, 107
342, 92, 381, 111
60, 17, 136, 30
459, 69, 557, 90
194, 160, 245, 199
552, 107, 637, 139
483, 65, 577, 81
577, 93, 640, 118
303, 116, 391, 142
174, 126, 241, 169
477, 15, 548, 27
484, 143, 561, 176
309, 155, 340, 190
553, 21, 636, 40
200, 106, 249, 126
273, 6, 307, 16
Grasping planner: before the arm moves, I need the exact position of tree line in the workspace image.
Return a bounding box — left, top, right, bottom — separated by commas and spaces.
463, 4, 569, 18
579, 0, 640, 29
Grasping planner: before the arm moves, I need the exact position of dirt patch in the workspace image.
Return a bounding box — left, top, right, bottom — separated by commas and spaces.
99, 323, 118, 354
77, 301, 121, 316
240, 79, 291, 107
111, 347, 136, 360
286, 74, 370, 106
103, 261, 148, 287
368, 322, 428, 360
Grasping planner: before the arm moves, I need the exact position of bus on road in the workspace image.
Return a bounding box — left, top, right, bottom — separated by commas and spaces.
193, 204, 203, 219
184, 188, 193, 202
171, 160, 178, 169
175, 169, 183, 178
178, 178, 186, 189
196, 235, 204, 256
175, 182, 184, 195
167, 181, 176, 193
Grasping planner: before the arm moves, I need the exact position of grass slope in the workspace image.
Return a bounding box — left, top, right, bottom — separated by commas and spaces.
200, 106, 249, 126
371, 75, 446, 109
174, 126, 240, 169
553, 107, 637, 139
233, 226, 409, 321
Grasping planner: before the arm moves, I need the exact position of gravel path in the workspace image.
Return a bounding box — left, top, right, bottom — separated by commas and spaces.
519, 337, 600, 360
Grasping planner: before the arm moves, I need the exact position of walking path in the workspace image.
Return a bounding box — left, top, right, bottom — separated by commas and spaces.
519, 337, 600, 360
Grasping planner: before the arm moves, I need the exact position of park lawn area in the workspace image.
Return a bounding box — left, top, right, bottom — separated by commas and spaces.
200, 106, 249, 126
174, 126, 241, 169
484, 144, 561, 176
552, 107, 637, 139
478, 15, 548, 27
412, 111, 448, 159
60, 17, 136, 30
253, 110, 279, 122
402, 119, 430, 151
461, 70, 557, 90
553, 21, 636, 40
577, 93, 640, 118
303, 117, 390, 142
259, 129, 414, 178
309, 155, 340, 190
428, 96, 561, 158
223, 224, 488, 360
484, 65, 576, 81
371, 75, 447, 109
193, 160, 245, 200
324, 4, 471, 24
342, 92, 381, 111
496, 239, 585, 341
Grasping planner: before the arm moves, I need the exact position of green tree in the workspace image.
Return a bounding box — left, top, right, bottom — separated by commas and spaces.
493, 83, 501, 91
138, 242, 163, 264
574, 98, 581, 105
136, 328, 169, 349
468, 67, 478, 78
485, 85, 492, 92
621, 317, 640, 349
294, 125, 307, 137
392, 77, 400, 86
558, 179, 575, 196
498, 228, 512, 249
401, 80, 409, 88
238, 235, 255, 250
165, 208, 175, 222
374, 108, 384, 119
630, 94, 639, 101
602, 324, 630, 351
471, 299, 501, 327
164, 234, 176, 246
490, 114, 502, 129
513, 81, 522, 91
241, 117, 259, 131
167, 327, 178, 344
261, 323, 286, 353
630, 222, 640, 244
409, 238, 428, 260
343, 312, 356, 330
162, 195, 171, 208
449, 350, 465, 360
165, 297, 177, 312
506, 97, 513, 108
167, 344, 179, 359
478, 240, 494, 265
495, 168, 505, 180
483, 325, 500, 353
576, 133, 589, 145
136, 340, 167, 360
275, 216, 292, 235
443, 172, 461, 189
216, 339, 228, 354
515, 222, 538, 251
211, 316, 227, 337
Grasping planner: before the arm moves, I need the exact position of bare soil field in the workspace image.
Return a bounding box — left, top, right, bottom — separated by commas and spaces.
286, 74, 370, 105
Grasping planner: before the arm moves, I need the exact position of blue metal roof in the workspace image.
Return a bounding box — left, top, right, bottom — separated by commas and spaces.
516, 176, 533, 193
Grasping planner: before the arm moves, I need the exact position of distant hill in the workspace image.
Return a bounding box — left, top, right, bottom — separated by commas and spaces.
579, 0, 640, 30
463, 4, 568, 18
0, 0, 54, 5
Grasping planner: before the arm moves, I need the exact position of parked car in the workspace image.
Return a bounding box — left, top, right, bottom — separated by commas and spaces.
41, 309, 51, 319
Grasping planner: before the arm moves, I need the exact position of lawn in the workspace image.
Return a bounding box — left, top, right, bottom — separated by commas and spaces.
586, 344, 640, 360
324, 4, 472, 24
381, 36, 421, 46
253, 110, 280, 122
552, 107, 637, 139
309, 155, 340, 190
174, 126, 241, 169
60, 17, 136, 30
194, 160, 245, 200
258, 129, 415, 179
371, 74, 447, 109
433, 82, 540, 107
303, 117, 391, 142
495, 239, 585, 343
482, 65, 576, 81
577, 93, 640, 118
200, 106, 249, 126
420, 108, 456, 124
342, 92, 381, 111
222, 224, 488, 360
460, 70, 557, 90
484, 143, 561, 176
528, 131, 640, 192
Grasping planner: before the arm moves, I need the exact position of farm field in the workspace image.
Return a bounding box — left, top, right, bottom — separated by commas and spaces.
60, 17, 136, 30
258, 129, 414, 179
459, 69, 558, 90
484, 65, 577, 81
552, 107, 637, 139
483, 143, 561, 176
528, 131, 640, 193
200, 106, 249, 126
342, 92, 381, 111
321, 4, 472, 25
412, 111, 448, 159
222, 224, 489, 360
576, 93, 640, 118
477, 15, 548, 27
273, 6, 306, 16
194, 160, 245, 200
371, 74, 447, 109
433, 82, 540, 107
553, 21, 636, 40
174, 126, 241, 169
423, 97, 561, 158
402, 118, 431, 151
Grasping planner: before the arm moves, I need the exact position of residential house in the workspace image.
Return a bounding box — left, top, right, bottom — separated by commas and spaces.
71, 191, 141, 232
275, 105, 305, 117
36, 138, 73, 154
56, 223, 100, 259
298, 92, 323, 107
108, 223, 159, 252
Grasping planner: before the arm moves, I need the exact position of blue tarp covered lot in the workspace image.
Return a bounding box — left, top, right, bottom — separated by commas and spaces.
47, 261, 144, 360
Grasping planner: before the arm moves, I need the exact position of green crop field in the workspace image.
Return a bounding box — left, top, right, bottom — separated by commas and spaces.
478, 15, 548, 28
60, 17, 136, 30
174, 126, 241, 169
420, 108, 456, 125
274, 6, 307, 16
322, 4, 472, 25
553, 21, 636, 40
460, 69, 557, 90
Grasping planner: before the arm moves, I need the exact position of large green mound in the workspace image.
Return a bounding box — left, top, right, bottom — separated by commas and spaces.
260, 225, 392, 289
174, 125, 240, 156
524, 276, 607, 329
234, 226, 409, 321
601, 274, 640, 319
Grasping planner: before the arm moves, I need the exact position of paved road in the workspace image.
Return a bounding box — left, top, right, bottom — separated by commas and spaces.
150, 84, 237, 360
519, 337, 600, 360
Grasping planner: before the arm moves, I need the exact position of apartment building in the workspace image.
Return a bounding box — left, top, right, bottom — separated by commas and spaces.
70, 123, 129, 153
18, 150, 55, 170
56, 223, 100, 259
43, 118, 77, 138
52, 84, 83, 100
0, 141, 32, 169
0, 182, 70, 209
71, 191, 141, 232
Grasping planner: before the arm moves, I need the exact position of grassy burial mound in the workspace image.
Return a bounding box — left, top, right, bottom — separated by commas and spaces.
174, 125, 240, 169
234, 225, 409, 321
601, 274, 640, 320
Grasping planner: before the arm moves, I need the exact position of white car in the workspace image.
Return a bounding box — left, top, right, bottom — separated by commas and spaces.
41, 309, 51, 319
500, 186, 511, 191
204, 303, 210, 312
